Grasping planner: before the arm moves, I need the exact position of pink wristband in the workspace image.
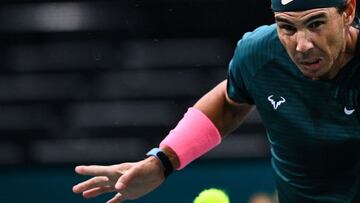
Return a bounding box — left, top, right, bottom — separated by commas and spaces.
160, 107, 221, 170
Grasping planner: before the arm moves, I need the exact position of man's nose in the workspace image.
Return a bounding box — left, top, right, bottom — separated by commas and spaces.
295, 31, 314, 53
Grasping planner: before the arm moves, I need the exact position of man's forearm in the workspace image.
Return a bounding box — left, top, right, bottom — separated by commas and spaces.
159, 80, 254, 170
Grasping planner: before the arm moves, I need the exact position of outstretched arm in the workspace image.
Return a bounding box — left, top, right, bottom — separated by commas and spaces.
73, 80, 254, 203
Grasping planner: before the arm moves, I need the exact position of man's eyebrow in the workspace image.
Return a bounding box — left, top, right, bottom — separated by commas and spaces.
275, 16, 293, 24
303, 13, 327, 24
275, 13, 327, 25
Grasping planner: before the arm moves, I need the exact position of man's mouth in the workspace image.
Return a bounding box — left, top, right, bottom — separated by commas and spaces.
299, 58, 322, 70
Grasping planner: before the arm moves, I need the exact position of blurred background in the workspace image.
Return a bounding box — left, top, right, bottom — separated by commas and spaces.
0, 0, 276, 202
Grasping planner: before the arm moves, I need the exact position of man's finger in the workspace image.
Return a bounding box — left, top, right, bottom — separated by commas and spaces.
75, 165, 111, 176
106, 193, 124, 203
73, 176, 109, 193
82, 186, 114, 198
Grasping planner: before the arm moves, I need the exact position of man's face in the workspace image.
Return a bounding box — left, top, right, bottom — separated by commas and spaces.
275, 7, 347, 80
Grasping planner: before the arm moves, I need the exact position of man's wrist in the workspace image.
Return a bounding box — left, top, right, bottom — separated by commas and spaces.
146, 148, 175, 177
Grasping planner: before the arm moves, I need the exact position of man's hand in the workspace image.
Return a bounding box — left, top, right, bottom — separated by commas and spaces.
72, 157, 165, 203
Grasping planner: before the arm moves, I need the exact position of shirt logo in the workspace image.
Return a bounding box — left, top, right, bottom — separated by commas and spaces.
344, 107, 355, 115
268, 95, 286, 110
281, 0, 294, 5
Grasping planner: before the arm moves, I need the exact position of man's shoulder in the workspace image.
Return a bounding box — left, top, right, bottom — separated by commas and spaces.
237, 24, 280, 53
242, 24, 278, 41
232, 24, 284, 72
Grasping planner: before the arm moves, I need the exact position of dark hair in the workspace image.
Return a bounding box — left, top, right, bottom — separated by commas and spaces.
336, 1, 347, 13
336, 4, 347, 13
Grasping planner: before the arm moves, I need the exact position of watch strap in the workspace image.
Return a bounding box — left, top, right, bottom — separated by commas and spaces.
146, 148, 174, 178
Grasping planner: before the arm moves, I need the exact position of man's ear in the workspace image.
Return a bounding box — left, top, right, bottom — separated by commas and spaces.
344, 0, 356, 25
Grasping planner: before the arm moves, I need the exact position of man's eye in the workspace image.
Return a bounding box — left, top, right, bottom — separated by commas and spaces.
308, 21, 324, 29
279, 24, 296, 34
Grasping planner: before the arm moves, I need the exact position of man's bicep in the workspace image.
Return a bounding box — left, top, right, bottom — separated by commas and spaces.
208, 80, 255, 136
224, 87, 255, 129
193, 80, 254, 136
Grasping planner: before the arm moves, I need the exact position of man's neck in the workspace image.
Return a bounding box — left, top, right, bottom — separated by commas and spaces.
326, 26, 359, 80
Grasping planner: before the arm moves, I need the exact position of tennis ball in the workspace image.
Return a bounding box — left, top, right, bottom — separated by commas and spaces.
193, 188, 230, 203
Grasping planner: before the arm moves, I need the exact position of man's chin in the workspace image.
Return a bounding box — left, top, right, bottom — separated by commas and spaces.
300, 69, 322, 80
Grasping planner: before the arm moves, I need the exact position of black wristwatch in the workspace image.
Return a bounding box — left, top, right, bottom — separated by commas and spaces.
146, 148, 174, 178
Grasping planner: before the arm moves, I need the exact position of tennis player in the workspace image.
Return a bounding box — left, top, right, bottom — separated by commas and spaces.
73, 0, 360, 202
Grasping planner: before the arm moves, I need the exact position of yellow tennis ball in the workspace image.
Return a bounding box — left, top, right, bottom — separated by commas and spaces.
193, 188, 230, 203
